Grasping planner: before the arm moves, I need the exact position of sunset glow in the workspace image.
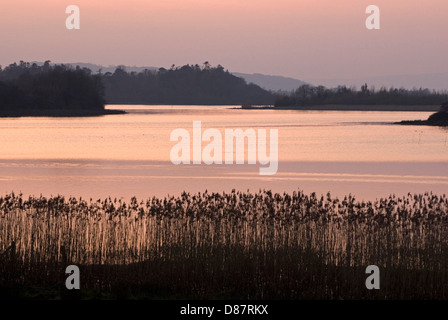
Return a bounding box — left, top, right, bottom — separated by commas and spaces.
1, 0, 447, 80
1, 0, 448, 303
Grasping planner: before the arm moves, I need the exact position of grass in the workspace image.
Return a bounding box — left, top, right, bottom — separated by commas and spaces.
1, 190, 448, 299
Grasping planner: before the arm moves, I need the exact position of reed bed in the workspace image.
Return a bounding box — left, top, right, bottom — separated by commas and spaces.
1, 190, 448, 299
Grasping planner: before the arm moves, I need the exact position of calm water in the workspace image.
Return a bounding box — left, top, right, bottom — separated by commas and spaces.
0, 105, 447, 200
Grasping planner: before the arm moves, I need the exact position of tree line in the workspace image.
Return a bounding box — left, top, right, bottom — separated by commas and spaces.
1, 61, 447, 116
274, 84, 448, 107
0, 61, 106, 116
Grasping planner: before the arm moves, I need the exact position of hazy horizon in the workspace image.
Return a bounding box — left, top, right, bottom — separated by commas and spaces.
4, 60, 446, 92
1, 0, 447, 88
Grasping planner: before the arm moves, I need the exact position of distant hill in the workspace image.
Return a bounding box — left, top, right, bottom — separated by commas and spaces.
232, 72, 307, 92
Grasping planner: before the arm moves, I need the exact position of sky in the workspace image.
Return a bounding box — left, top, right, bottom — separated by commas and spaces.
0, 0, 447, 83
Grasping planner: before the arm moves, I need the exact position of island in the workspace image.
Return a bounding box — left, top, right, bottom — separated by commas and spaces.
0, 61, 125, 117
398, 102, 448, 126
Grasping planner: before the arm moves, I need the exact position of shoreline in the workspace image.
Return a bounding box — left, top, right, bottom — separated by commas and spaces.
0, 109, 126, 118
240, 104, 441, 112
397, 119, 448, 127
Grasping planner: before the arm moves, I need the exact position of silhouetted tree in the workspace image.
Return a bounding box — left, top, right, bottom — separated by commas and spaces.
0, 62, 106, 116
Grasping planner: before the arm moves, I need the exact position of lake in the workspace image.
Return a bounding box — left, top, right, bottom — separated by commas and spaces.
0, 105, 447, 201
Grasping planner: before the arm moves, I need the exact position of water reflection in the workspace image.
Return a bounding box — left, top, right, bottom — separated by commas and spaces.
0, 106, 446, 200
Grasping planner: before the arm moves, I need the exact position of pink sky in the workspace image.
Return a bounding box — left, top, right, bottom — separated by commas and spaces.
0, 0, 447, 81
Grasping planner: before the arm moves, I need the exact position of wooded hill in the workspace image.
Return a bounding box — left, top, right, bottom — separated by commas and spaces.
101, 63, 274, 105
